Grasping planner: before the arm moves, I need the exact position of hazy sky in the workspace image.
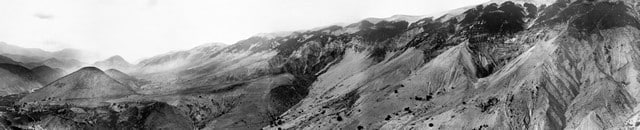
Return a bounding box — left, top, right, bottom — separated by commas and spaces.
0, 0, 487, 62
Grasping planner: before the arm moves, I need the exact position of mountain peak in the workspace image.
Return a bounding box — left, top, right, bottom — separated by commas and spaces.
104, 55, 128, 63
19, 66, 136, 106
94, 55, 133, 71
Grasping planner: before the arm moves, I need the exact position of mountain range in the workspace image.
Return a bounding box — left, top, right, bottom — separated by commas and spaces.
2, 0, 640, 129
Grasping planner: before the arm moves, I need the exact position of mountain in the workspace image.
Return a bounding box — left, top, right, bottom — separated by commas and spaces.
94, 55, 133, 71
105, 69, 143, 90
0, 63, 37, 81
134, 42, 227, 74
18, 67, 137, 107
51, 48, 103, 63
0, 42, 50, 58
41, 58, 84, 71
0, 42, 100, 68
0, 55, 21, 65
363, 14, 425, 24
0, 67, 41, 96
31, 65, 65, 85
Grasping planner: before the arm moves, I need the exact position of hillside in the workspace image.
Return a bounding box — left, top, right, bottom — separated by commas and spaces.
0, 68, 41, 96
18, 67, 137, 107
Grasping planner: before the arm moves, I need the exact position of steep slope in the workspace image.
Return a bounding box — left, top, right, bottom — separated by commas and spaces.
94, 55, 133, 71
263, 0, 640, 129
31, 65, 65, 85
18, 67, 137, 107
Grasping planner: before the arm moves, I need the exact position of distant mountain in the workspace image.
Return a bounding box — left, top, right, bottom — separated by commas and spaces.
94, 55, 133, 71
0, 42, 100, 67
0, 55, 21, 65
363, 14, 425, 24
19, 67, 136, 107
0, 63, 37, 81
51, 48, 102, 63
0, 42, 50, 58
31, 65, 65, 85
135, 42, 227, 74
41, 58, 84, 71
0, 68, 41, 96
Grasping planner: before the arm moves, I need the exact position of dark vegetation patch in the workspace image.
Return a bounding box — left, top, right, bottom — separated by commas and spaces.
404, 17, 457, 63
524, 3, 538, 18
535, 0, 640, 37
461, 1, 528, 35
385, 115, 392, 120
370, 47, 388, 63
414, 93, 434, 101
270, 84, 309, 111
325, 89, 360, 109
476, 98, 499, 112
570, 1, 640, 35
473, 124, 490, 130
454, 1, 538, 78
357, 21, 409, 42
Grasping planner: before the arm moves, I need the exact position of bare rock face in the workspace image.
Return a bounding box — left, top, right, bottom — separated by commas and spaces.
18, 67, 137, 107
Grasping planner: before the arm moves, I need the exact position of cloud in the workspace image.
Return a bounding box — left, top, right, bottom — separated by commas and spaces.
33, 13, 54, 20
147, 0, 158, 7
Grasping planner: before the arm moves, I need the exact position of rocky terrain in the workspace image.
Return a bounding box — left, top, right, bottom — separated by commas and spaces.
1, 0, 640, 129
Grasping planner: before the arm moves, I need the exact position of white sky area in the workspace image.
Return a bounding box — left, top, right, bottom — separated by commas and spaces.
0, 0, 487, 62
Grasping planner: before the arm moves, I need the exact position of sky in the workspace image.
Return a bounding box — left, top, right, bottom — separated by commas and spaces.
0, 0, 487, 63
